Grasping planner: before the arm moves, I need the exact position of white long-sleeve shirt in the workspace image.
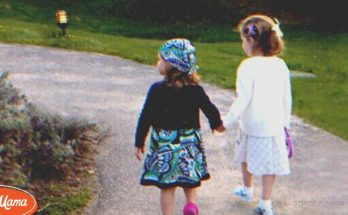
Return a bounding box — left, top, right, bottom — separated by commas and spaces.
223, 56, 292, 136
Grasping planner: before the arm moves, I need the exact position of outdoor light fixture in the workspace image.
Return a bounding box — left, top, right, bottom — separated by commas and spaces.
56, 10, 68, 36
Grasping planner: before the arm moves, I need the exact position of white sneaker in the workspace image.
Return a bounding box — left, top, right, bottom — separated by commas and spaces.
232, 186, 253, 202
256, 202, 274, 215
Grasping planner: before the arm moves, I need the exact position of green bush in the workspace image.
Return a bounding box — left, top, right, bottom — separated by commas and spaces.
0, 72, 104, 186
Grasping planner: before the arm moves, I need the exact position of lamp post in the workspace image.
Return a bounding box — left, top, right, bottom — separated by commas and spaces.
56, 10, 68, 36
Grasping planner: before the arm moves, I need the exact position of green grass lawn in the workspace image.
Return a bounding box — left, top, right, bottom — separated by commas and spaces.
0, 0, 347, 144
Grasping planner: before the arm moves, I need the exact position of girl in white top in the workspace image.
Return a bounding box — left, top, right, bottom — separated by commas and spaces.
223, 14, 292, 215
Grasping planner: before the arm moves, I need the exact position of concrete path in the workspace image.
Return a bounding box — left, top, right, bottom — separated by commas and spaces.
0, 43, 347, 215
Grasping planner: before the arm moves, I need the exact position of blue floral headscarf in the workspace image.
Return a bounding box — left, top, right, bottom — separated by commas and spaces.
159, 38, 198, 74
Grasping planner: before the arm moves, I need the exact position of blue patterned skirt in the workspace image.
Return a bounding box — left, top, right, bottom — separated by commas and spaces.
140, 128, 210, 188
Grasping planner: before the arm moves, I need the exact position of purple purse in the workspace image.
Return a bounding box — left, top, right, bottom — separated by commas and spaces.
285, 128, 293, 159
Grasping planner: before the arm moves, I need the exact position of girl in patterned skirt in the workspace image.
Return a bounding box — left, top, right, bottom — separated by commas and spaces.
223, 15, 292, 215
135, 38, 225, 215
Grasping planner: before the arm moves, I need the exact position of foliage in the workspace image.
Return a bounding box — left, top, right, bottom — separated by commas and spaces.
1, 0, 347, 32
0, 72, 107, 213
34, 180, 94, 215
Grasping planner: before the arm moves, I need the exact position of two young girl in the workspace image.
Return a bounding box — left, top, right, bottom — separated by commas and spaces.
135, 14, 292, 215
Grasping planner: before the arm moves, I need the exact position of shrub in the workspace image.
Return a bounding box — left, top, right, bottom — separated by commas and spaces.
0, 72, 106, 187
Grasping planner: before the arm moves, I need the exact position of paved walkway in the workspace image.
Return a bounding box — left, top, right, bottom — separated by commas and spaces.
0, 43, 347, 215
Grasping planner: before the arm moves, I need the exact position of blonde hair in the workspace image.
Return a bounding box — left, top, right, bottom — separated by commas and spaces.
238, 14, 284, 56
164, 67, 200, 88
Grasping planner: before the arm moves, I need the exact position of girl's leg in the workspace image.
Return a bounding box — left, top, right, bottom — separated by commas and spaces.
183, 187, 197, 203
261, 175, 276, 200
160, 188, 176, 215
183, 188, 199, 214
256, 175, 276, 214
242, 162, 253, 187
233, 162, 254, 202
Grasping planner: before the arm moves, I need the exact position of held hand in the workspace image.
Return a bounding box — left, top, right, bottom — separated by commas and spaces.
212, 124, 226, 136
214, 124, 226, 133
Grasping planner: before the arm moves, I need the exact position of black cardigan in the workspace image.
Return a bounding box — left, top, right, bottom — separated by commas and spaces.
135, 81, 222, 148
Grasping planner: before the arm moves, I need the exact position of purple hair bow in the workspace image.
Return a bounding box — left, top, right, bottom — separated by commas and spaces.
246, 24, 257, 37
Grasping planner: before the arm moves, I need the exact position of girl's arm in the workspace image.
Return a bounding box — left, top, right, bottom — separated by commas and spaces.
198, 87, 223, 130
284, 66, 292, 129
135, 84, 156, 149
223, 62, 253, 129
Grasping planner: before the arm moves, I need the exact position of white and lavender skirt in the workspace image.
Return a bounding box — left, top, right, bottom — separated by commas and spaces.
235, 129, 290, 176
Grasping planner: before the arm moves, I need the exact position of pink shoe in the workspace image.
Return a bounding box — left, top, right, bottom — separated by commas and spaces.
183, 202, 199, 215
